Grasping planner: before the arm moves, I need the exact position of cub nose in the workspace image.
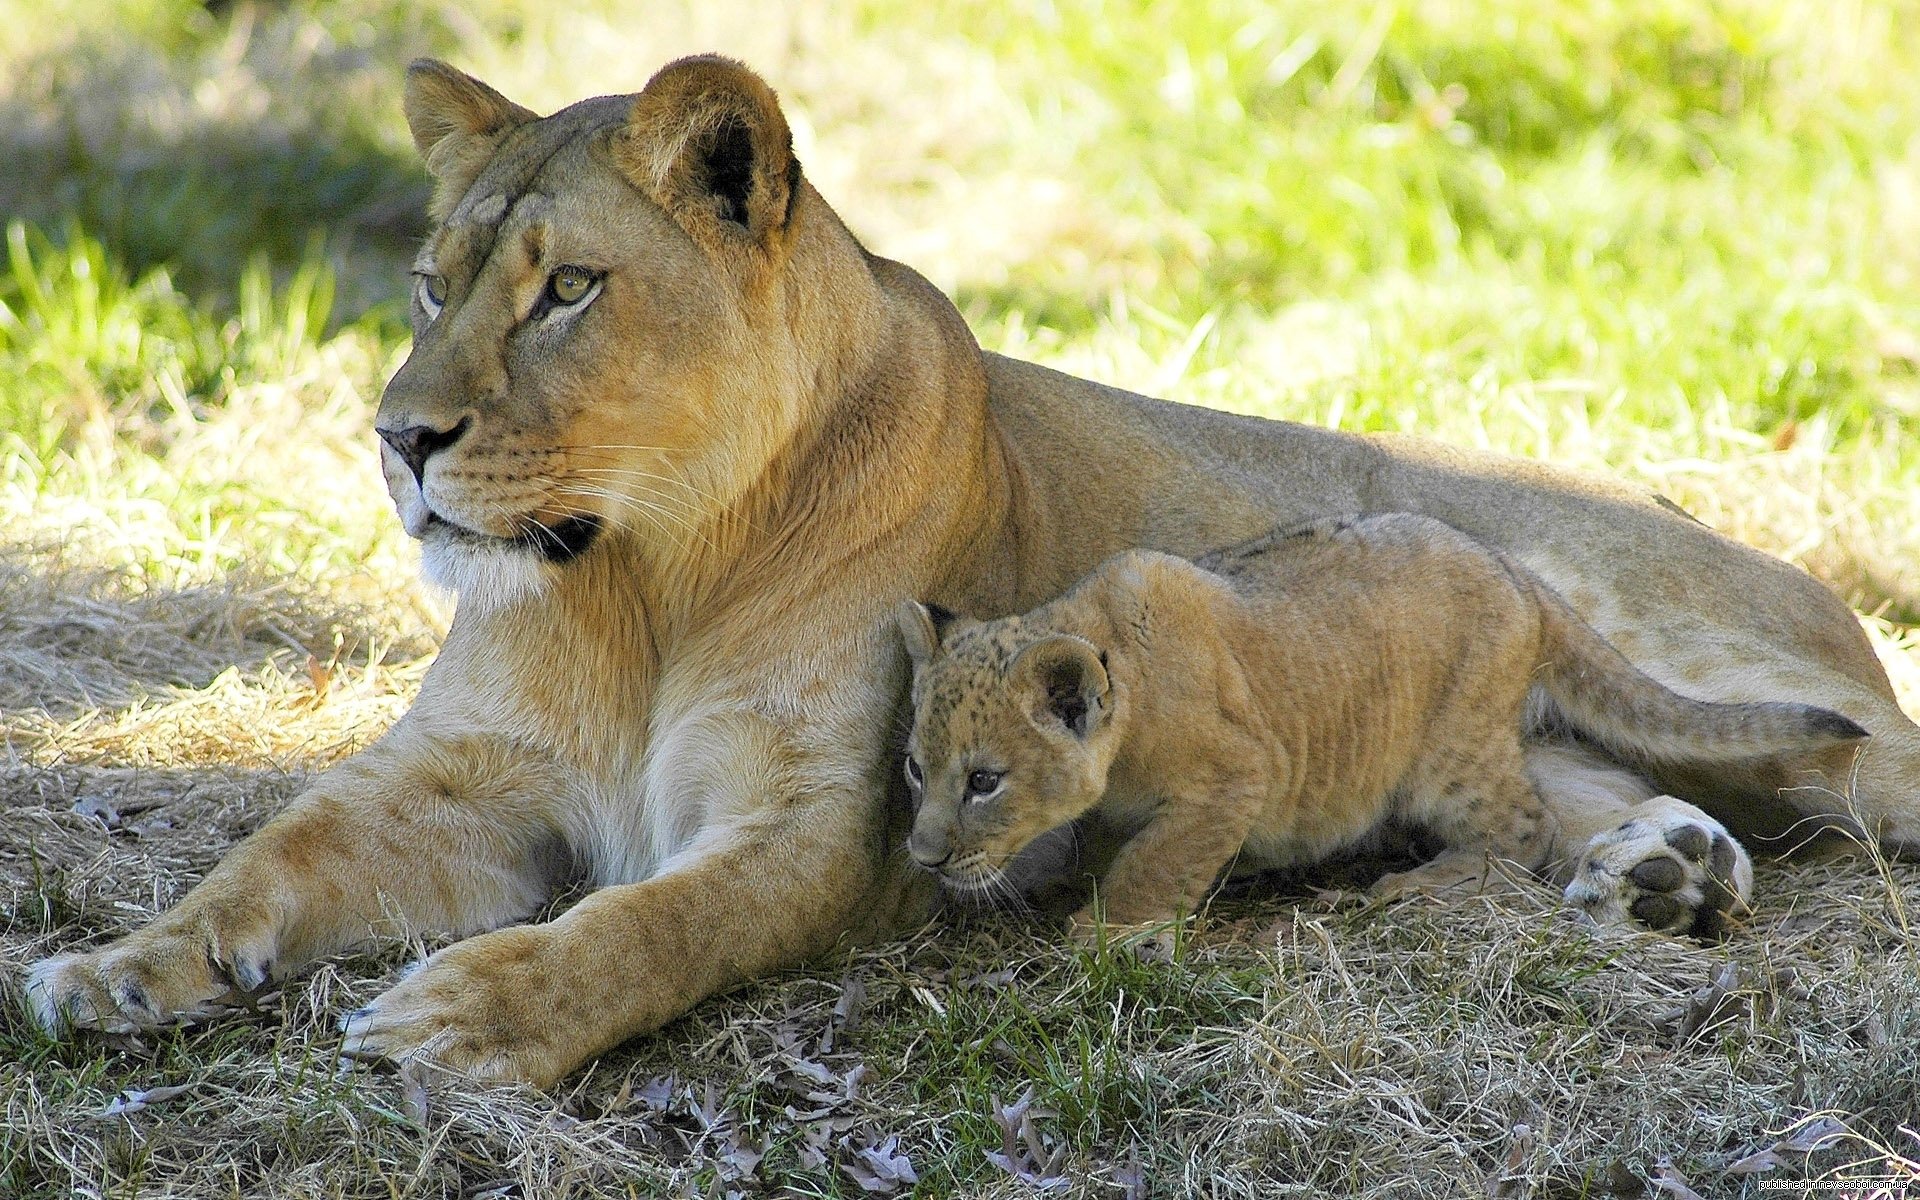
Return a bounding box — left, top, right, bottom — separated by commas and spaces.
908, 836, 951, 869
377, 418, 470, 486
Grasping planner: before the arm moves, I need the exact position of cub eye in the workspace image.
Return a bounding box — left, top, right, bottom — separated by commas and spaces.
966, 770, 1003, 798
904, 757, 924, 788
547, 265, 597, 306
415, 272, 446, 317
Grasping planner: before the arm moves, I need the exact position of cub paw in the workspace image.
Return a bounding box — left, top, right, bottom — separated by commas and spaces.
1562, 798, 1753, 939
1068, 907, 1179, 962
25, 925, 274, 1035
339, 927, 577, 1088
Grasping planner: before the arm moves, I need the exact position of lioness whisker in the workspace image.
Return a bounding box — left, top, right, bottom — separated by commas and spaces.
538, 493, 672, 549
564, 466, 766, 537
554, 486, 718, 553
566, 467, 734, 511
560, 485, 711, 544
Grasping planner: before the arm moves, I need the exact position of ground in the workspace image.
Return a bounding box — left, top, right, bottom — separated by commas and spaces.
1, 1, 1916, 1196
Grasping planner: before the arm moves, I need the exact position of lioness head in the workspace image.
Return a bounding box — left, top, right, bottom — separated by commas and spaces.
894, 600, 1121, 893
375, 55, 859, 608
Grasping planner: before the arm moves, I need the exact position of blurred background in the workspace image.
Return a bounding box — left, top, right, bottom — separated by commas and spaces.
1, 0, 1916, 749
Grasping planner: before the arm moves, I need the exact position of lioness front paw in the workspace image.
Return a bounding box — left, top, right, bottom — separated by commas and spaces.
1562, 798, 1753, 938
339, 927, 581, 1087
26, 922, 276, 1035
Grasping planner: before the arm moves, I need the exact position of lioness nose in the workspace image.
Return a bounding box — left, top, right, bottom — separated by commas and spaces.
378, 418, 470, 486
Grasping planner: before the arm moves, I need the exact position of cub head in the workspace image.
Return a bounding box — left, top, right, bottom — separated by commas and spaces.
376, 55, 845, 608
894, 600, 1119, 894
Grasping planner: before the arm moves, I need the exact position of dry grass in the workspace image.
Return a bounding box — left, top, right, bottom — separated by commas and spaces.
3, 0, 1920, 1196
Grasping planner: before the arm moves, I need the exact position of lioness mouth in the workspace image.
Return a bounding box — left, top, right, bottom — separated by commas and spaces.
425, 511, 603, 564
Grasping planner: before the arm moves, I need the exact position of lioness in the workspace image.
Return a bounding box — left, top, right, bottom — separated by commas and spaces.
896, 515, 1869, 940
25, 56, 1920, 1086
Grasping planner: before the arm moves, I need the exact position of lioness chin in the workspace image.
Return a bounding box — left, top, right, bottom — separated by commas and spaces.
23, 54, 1920, 1087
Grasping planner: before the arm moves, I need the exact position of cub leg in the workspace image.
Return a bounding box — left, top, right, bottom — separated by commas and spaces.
1374, 736, 1558, 899
26, 732, 573, 1034
1072, 767, 1267, 939
1526, 742, 1755, 938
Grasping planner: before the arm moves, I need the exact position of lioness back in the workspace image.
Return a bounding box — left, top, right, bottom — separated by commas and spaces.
897, 513, 1867, 933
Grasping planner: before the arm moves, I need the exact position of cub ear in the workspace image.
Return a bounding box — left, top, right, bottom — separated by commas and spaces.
613, 55, 798, 251
1010, 636, 1111, 738
404, 60, 538, 220
895, 600, 961, 668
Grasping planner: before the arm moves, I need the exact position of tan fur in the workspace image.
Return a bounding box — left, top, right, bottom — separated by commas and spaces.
24, 56, 1920, 1086
896, 515, 1866, 935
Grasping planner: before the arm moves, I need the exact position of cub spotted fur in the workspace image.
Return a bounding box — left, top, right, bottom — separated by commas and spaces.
898, 515, 1868, 936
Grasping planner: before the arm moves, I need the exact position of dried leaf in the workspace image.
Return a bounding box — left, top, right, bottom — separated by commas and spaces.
637, 1074, 677, 1112
843, 1133, 917, 1194
1110, 1148, 1146, 1200
94, 1081, 198, 1118
717, 1130, 765, 1181
959, 967, 1020, 989
985, 1087, 1072, 1191
818, 973, 867, 1054
1649, 1159, 1705, 1200
690, 1081, 726, 1132
1664, 963, 1751, 1043
1485, 1122, 1534, 1198
855, 1135, 917, 1185
397, 1062, 430, 1125
1725, 1148, 1782, 1176
305, 653, 332, 702
1858, 1013, 1890, 1048
73, 793, 119, 829
1777, 1116, 1848, 1154
785, 1056, 838, 1085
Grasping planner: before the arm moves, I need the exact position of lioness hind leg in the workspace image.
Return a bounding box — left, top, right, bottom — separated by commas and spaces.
1561, 796, 1755, 938
1525, 742, 1755, 938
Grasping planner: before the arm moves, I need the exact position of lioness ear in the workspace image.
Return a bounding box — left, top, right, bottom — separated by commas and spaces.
895, 601, 960, 668
404, 59, 537, 220
613, 55, 797, 250
1010, 636, 1111, 738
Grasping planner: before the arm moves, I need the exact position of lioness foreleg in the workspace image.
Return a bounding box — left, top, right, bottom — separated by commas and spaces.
339, 706, 881, 1086
26, 732, 573, 1034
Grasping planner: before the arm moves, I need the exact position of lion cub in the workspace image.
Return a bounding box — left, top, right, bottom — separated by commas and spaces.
896, 514, 1867, 935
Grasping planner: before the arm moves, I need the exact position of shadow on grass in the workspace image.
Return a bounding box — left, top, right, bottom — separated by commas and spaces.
0, 547, 431, 723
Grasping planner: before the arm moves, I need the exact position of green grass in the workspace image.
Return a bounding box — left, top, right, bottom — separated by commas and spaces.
2, 0, 1918, 1196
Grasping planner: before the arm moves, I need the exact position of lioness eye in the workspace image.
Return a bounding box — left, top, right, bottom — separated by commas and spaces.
966, 770, 1003, 797
416, 273, 446, 315
904, 757, 924, 787
547, 266, 595, 305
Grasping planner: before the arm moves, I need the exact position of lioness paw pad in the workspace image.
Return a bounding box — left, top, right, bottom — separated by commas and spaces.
1562, 798, 1753, 939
